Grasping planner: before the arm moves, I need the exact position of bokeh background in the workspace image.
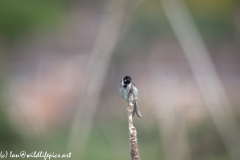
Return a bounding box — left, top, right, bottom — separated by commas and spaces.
0, 0, 240, 160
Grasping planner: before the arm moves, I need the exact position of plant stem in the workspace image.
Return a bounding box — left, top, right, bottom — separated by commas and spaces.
127, 92, 140, 160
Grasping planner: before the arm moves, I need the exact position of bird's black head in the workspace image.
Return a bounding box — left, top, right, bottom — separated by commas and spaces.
123, 76, 132, 85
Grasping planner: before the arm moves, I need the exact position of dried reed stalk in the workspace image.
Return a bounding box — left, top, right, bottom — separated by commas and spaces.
67, 0, 131, 157
127, 92, 140, 160
159, 0, 240, 159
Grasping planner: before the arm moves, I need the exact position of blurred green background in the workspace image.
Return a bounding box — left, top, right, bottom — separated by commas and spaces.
0, 0, 239, 160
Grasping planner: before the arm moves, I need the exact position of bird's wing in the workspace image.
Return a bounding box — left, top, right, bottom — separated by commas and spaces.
119, 81, 123, 93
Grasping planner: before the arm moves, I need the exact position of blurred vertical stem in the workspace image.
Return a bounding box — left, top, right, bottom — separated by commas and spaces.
67, 0, 132, 158
159, 0, 240, 160
127, 92, 140, 160
156, 72, 191, 160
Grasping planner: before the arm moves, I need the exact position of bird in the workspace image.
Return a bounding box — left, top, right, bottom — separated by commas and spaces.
119, 76, 142, 117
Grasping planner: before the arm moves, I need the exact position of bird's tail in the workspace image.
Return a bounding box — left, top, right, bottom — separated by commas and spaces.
133, 101, 142, 117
